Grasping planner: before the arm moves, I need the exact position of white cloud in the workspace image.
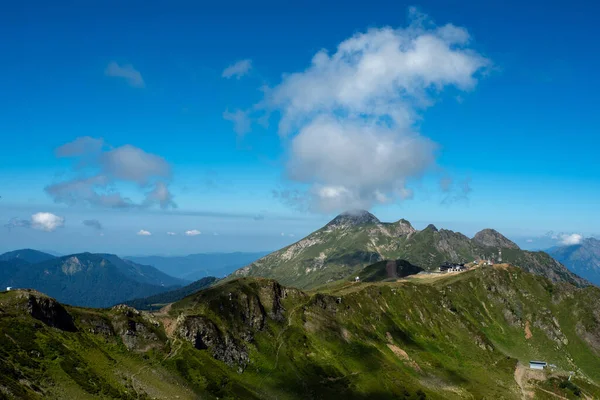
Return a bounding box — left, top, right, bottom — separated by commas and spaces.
31, 212, 65, 232
137, 229, 152, 236
246, 9, 489, 212
222, 59, 252, 79
166, 232, 177, 236
45, 138, 175, 209
223, 109, 251, 136
105, 61, 145, 88
5, 213, 65, 232
526, 239, 533, 243
560, 233, 583, 246
185, 229, 201, 236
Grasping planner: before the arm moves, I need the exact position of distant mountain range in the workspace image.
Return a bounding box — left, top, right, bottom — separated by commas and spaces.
234, 210, 587, 289
124, 276, 219, 310
126, 251, 268, 281
548, 237, 600, 286
0, 249, 187, 307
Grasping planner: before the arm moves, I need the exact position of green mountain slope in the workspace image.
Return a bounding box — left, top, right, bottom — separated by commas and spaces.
549, 238, 600, 286
233, 210, 586, 289
0, 253, 185, 308
1, 265, 600, 399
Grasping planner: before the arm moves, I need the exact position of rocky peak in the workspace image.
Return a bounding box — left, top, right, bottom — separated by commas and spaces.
326, 210, 381, 229
389, 218, 416, 236
424, 224, 439, 232
473, 229, 519, 249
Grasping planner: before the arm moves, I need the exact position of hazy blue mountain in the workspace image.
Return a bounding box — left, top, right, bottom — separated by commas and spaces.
549, 237, 600, 286
124, 276, 219, 310
125, 252, 269, 280
0, 252, 183, 307
0, 249, 56, 264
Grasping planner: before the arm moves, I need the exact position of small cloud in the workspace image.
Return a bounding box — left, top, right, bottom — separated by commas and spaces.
83, 219, 103, 230
185, 229, 201, 236
526, 239, 533, 243
166, 232, 177, 236
30, 212, 65, 232
223, 109, 251, 136
137, 229, 152, 236
99, 232, 105, 237
5, 217, 31, 230
105, 61, 145, 88
213, 232, 219, 236
288, 233, 295, 237
222, 59, 252, 79
559, 233, 583, 246
280, 232, 285, 237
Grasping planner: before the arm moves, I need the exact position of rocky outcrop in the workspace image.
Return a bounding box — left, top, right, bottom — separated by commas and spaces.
110, 305, 163, 351
25, 292, 77, 332
177, 315, 249, 373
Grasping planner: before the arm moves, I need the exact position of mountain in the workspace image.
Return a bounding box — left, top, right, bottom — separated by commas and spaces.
549, 237, 600, 286
1, 264, 600, 399
233, 210, 586, 289
126, 251, 269, 281
125, 276, 219, 310
0, 252, 185, 307
0, 249, 56, 264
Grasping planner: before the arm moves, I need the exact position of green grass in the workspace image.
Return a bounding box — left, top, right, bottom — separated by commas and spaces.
1, 265, 600, 399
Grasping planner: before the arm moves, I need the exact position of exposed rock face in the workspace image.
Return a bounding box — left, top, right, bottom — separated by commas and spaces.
473, 229, 519, 249
388, 219, 416, 237
326, 210, 380, 229
25, 293, 77, 332
111, 305, 162, 351
178, 315, 249, 372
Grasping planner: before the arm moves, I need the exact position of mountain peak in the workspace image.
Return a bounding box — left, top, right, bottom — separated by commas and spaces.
326, 210, 380, 228
472, 229, 519, 249
424, 224, 438, 232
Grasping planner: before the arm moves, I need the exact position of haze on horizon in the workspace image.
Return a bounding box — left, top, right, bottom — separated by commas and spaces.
2, 0, 599, 256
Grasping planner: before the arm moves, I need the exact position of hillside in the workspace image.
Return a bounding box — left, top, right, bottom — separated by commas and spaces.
1, 265, 600, 399
126, 252, 268, 280
0, 253, 185, 307
0, 249, 56, 264
549, 237, 600, 286
233, 210, 586, 289
125, 276, 219, 310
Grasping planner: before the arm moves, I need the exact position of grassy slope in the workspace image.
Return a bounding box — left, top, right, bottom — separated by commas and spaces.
1, 265, 599, 399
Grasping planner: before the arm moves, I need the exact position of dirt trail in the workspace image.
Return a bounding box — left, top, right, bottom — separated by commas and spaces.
514, 362, 535, 399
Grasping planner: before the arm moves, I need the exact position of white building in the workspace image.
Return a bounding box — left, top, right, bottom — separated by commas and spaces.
529, 361, 547, 370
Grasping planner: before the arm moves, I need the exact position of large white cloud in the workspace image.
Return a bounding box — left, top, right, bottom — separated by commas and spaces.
45, 138, 176, 209
246, 9, 489, 212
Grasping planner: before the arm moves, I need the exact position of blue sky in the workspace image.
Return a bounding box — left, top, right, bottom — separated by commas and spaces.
1, 0, 599, 255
